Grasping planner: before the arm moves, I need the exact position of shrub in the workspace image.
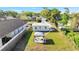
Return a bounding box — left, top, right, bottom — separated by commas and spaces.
74, 35, 79, 47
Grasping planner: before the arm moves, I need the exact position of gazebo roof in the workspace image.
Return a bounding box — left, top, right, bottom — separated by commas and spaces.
34, 32, 44, 37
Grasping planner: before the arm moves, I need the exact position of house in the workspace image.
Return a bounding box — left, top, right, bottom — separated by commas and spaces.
31, 16, 36, 20
0, 16, 6, 21
32, 18, 52, 32
0, 16, 16, 21
0, 19, 27, 51
32, 22, 52, 32
71, 16, 79, 31
34, 32, 45, 43
73, 19, 79, 31
67, 20, 72, 27
58, 23, 64, 29
5, 16, 16, 20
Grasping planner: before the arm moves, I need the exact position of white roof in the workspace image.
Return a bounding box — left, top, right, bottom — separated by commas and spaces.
34, 32, 44, 36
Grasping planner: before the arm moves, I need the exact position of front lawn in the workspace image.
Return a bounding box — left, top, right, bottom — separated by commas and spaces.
24, 31, 76, 51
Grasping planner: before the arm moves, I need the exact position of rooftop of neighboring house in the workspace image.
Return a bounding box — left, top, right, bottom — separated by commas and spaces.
0, 18, 26, 38
32, 17, 52, 27
0, 16, 16, 21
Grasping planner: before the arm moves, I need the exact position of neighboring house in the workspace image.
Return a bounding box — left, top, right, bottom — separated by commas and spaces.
58, 22, 70, 30
31, 16, 36, 20
32, 22, 52, 32
71, 16, 79, 31
27, 16, 32, 20
0, 16, 6, 21
73, 19, 79, 31
58, 23, 64, 29
6, 16, 16, 20
0, 16, 16, 21
66, 20, 72, 27
32, 17, 52, 32
0, 19, 27, 51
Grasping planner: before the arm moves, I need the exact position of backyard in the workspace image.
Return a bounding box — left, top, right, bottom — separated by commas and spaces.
24, 31, 76, 51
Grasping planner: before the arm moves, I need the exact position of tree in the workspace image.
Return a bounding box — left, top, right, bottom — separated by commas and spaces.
51, 8, 60, 15
74, 34, 79, 47
50, 8, 61, 27
6, 11, 18, 17
43, 7, 48, 10
61, 13, 69, 24
18, 11, 34, 21
21, 11, 34, 17
50, 8, 61, 22
0, 10, 5, 17
19, 15, 28, 20
64, 7, 69, 14
40, 8, 50, 19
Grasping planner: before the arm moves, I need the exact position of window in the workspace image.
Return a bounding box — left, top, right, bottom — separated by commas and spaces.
35, 27, 37, 29
14, 29, 18, 35
2, 36, 12, 45
45, 26, 47, 29
41, 39, 43, 40
39, 26, 41, 29
19, 27, 23, 31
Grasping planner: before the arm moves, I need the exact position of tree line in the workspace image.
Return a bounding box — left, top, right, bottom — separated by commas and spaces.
0, 8, 70, 25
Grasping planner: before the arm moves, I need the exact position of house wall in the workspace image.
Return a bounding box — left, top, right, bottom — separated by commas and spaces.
33, 26, 49, 31
0, 28, 26, 51
6, 31, 15, 38
6, 24, 27, 38
0, 24, 27, 51
0, 38, 2, 47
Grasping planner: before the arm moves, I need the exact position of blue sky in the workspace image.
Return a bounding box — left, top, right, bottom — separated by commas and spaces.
0, 7, 79, 13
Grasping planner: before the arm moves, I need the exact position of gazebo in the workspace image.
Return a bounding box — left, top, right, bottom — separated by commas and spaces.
34, 32, 44, 37
34, 32, 45, 43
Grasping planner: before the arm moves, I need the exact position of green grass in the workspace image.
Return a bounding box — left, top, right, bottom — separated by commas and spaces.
24, 31, 33, 46
24, 31, 76, 51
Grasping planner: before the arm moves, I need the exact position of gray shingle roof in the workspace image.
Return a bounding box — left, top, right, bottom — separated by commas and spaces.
0, 19, 26, 38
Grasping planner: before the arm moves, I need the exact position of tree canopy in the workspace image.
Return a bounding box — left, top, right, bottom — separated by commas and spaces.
40, 8, 50, 18
61, 13, 69, 24
5, 11, 18, 17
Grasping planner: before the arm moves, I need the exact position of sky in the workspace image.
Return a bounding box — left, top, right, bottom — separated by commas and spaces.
0, 7, 79, 13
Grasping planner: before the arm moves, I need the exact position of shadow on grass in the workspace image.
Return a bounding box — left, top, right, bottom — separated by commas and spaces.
50, 28, 58, 32
43, 39, 55, 45
12, 30, 32, 51
23, 30, 32, 46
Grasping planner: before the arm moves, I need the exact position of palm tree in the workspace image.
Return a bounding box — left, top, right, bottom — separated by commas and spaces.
43, 7, 48, 10
64, 7, 69, 14
0, 10, 5, 17
50, 8, 61, 27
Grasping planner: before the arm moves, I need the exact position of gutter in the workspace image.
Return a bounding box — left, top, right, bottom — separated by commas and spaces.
0, 28, 26, 51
